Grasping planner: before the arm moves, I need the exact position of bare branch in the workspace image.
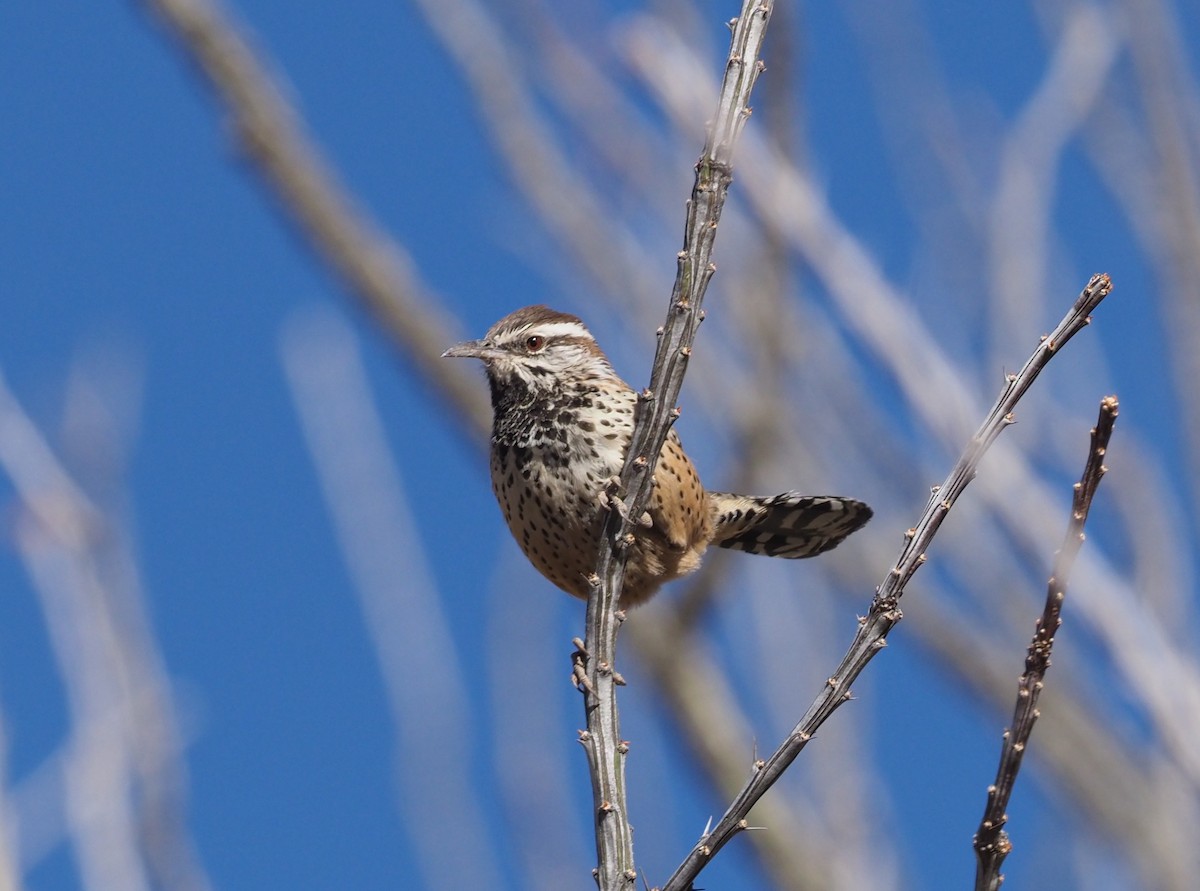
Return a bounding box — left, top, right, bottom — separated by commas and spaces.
661, 273, 1113, 891
974, 395, 1119, 890
577, 4, 774, 888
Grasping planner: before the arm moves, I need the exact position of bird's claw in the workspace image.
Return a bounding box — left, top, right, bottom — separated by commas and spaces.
601, 477, 651, 528
571, 638, 594, 694
601, 477, 624, 514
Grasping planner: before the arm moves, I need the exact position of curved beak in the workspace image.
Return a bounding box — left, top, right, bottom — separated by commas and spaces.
442, 339, 494, 360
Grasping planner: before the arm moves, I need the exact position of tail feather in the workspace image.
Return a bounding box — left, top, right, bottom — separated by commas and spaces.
709, 493, 872, 559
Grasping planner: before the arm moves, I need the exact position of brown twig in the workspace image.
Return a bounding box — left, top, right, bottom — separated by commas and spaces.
973, 395, 1119, 890
577, 4, 774, 888
660, 273, 1113, 891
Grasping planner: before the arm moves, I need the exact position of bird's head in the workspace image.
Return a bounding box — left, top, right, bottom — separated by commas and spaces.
443, 305, 614, 398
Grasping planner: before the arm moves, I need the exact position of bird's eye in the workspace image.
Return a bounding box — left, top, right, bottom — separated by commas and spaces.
525, 335, 545, 352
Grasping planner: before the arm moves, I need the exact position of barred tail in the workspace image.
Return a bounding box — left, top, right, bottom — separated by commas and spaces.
709, 493, 872, 559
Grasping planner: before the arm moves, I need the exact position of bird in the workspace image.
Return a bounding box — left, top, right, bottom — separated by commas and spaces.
443, 305, 872, 607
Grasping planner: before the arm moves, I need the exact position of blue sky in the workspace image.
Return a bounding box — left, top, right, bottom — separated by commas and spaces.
3, 2, 1198, 890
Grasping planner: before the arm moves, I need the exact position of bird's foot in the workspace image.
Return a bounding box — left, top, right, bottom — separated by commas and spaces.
601, 477, 651, 528
571, 637, 593, 694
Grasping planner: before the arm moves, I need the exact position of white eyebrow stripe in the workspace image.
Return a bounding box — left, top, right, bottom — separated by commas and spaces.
525, 321, 593, 341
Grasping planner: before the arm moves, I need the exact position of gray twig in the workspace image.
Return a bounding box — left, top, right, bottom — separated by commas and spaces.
660, 273, 1113, 891
577, 3, 774, 888
973, 395, 1119, 891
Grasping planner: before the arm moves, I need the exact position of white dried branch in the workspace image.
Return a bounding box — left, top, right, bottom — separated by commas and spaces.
0, 370, 210, 891
406, 0, 666, 313
1122, 0, 1200, 498
486, 577, 591, 891
0, 706, 20, 891
986, 5, 1121, 369
280, 308, 501, 889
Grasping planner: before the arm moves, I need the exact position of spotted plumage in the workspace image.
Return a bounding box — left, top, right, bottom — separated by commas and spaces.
444, 305, 872, 606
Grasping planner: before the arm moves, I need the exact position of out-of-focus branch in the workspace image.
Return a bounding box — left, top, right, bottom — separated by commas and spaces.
974, 396, 1119, 890
0, 370, 210, 891
627, 614, 836, 890
280, 309, 501, 888
1100, 0, 1200, 510
0, 705, 19, 891
661, 274, 1112, 891
408, 0, 664, 313
986, 5, 1120, 369
140, 0, 489, 439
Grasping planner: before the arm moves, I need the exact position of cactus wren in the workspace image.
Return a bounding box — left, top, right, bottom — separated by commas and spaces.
443, 305, 872, 606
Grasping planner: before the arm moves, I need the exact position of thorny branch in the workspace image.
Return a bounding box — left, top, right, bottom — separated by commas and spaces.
577, 3, 774, 888
974, 395, 1119, 891
660, 273, 1113, 891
